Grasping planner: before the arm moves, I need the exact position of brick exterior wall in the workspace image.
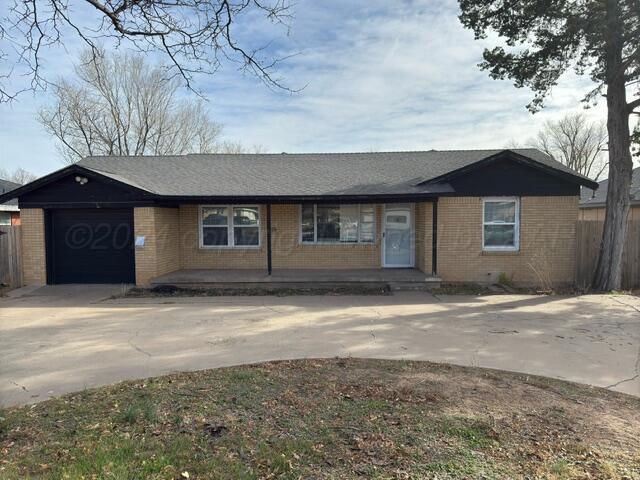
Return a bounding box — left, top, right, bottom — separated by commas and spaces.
179, 204, 268, 270
177, 204, 383, 271
16, 199, 580, 287
20, 208, 46, 285
271, 204, 382, 269
415, 202, 434, 275
134, 207, 181, 285
436, 196, 579, 286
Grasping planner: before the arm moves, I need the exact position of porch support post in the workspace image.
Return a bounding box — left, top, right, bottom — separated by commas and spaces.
431, 200, 438, 276
266, 203, 272, 275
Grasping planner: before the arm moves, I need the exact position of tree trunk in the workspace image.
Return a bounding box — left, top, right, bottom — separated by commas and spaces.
592, 0, 633, 291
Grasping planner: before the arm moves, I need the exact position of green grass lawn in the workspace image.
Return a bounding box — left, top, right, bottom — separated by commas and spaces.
1, 359, 639, 479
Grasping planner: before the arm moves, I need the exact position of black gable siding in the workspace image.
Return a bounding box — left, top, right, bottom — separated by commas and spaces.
19, 173, 154, 208
446, 158, 580, 197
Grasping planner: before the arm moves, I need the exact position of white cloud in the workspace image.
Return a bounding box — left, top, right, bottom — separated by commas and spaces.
0, 0, 608, 176
210, 0, 606, 153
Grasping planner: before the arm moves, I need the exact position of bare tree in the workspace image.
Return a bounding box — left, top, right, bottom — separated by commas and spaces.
529, 112, 608, 180
216, 141, 268, 154
0, 167, 37, 184
39, 49, 233, 163
0, 0, 293, 102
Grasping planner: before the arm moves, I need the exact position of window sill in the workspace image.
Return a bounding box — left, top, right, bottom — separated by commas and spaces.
299, 242, 377, 247
199, 246, 262, 250
481, 249, 520, 256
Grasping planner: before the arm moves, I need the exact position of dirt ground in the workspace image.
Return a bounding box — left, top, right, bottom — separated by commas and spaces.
1, 359, 639, 479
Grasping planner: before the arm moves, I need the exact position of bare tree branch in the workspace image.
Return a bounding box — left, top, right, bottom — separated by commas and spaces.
0, 166, 38, 184
628, 97, 640, 112
38, 48, 256, 163
529, 111, 609, 180
0, 0, 295, 102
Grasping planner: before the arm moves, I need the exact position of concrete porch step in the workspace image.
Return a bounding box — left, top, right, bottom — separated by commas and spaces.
150, 268, 441, 292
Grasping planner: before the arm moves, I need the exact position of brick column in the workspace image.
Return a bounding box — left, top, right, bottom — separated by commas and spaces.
20, 208, 46, 285
134, 207, 180, 286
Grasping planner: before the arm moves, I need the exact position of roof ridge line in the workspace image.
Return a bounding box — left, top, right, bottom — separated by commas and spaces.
82, 148, 546, 159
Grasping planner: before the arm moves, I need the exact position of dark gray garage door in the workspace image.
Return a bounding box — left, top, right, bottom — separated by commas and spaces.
46, 209, 135, 284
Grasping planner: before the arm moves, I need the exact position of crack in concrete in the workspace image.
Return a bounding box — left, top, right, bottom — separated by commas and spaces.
261, 302, 287, 315
10, 380, 28, 392
471, 316, 494, 367
127, 331, 152, 358
605, 373, 640, 389
610, 296, 640, 315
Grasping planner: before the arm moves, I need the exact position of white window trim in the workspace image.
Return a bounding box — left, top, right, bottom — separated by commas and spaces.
299, 204, 376, 245
482, 197, 520, 252
199, 205, 261, 249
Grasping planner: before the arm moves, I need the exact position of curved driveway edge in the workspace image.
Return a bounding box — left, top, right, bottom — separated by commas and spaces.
1, 286, 639, 406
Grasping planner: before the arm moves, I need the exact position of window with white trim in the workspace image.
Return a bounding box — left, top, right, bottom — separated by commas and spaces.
0, 212, 10, 226
300, 204, 375, 244
482, 198, 519, 251
200, 205, 260, 247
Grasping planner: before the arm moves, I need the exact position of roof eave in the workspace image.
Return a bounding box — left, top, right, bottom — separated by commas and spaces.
417, 150, 600, 190
0, 164, 155, 204
153, 191, 448, 204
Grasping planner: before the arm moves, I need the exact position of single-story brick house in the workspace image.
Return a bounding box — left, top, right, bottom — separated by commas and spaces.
0, 149, 598, 287
579, 166, 640, 221
0, 178, 21, 227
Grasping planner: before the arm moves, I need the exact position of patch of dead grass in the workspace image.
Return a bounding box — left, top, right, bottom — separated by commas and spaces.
1, 359, 639, 479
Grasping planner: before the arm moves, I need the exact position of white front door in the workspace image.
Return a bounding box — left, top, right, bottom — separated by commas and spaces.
383, 204, 413, 267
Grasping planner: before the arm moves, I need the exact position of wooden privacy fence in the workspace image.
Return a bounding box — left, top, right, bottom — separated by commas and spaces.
0, 225, 22, 288
576, 220, 640, 289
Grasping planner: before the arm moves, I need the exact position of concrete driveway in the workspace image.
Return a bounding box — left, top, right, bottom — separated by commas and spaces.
1, 285, 639, 406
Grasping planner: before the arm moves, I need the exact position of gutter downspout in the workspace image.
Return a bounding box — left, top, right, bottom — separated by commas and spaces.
266, 204, 272, 275
432, 200, 438, 276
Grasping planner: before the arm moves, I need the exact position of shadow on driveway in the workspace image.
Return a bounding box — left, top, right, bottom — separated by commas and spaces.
1, 285, 639, 406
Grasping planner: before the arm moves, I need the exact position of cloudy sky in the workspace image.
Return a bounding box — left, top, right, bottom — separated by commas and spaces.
0, 0, 605, 177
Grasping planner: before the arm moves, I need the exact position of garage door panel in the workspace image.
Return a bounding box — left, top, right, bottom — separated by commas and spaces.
48, 209, 135, 284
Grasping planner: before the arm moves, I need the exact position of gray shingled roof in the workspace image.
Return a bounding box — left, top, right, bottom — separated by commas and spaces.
580, 167, 640, 207
77, 149, 589, 197
0, 178, 20, 207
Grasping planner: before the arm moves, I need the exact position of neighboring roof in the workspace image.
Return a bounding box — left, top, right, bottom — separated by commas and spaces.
0, 178, 20, 208
0, 149, 598, 204
580, 167, 640, 208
